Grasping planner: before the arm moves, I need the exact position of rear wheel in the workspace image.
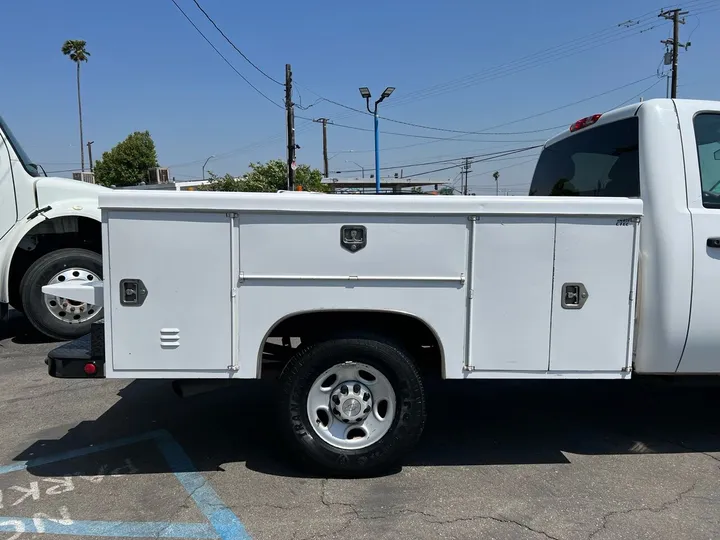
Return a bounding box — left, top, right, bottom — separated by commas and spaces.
279, 336, 426, 476
20, 248, 103, 341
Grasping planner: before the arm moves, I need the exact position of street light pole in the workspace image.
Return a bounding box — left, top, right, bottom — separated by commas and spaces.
346, 160, 365, 178
359, 86, 395, 194
202, 155, 215, 180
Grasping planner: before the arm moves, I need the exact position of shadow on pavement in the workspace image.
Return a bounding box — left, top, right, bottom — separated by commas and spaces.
15, 373, 720, 479
0, 309, 61, 345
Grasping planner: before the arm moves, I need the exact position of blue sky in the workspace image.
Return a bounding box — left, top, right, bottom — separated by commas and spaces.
1, 0, 719, 193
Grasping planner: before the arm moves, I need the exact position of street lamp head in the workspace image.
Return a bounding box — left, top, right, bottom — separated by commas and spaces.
381, 87, 395, 99
359, 87, 371, 99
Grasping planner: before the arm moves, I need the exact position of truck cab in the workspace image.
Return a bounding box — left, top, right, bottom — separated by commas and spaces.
0, 114, 106, 340
529, 98, 720, 374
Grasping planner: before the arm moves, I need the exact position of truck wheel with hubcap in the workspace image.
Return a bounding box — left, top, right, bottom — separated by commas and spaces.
279, 337, 426, 476
20, 248, 103, 341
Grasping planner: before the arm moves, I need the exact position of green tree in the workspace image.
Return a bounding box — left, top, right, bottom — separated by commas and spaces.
438, 186, 455, 195
61, 39, 90, 172
202, 159, 327, 192
93, 131, 159, 187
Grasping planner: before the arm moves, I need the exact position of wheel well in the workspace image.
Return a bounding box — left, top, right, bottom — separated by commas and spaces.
261, 310, 444, 379
8, 216, 101, 309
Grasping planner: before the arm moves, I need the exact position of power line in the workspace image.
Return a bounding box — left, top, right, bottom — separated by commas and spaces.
611, 76, 666, 108
336, 145, 542, 175
168, 0, 283, 109
298, 1, 716, 127
189, 0, 283, 85
296, 116, 547, 143
299, 11, 662, 120
383, 0, 716, 108
343, 73, 659, 156
303, 71, 661, 142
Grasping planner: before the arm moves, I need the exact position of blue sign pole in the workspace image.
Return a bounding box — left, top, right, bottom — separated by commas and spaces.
374, 110, 380, 194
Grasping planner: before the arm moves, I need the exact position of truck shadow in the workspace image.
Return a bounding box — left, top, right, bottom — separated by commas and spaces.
0, 309, 61, 344
15, 376, 720, 479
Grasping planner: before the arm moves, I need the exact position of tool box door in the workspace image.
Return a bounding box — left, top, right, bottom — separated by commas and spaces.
549, 217, 638, 372
106, 211, 233, 373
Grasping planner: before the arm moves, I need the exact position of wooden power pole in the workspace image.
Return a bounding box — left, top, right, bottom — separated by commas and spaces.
659, 8, 689, 99
461, 157, 472, 195
285, 64, 296, 190
314, 118, 330, 177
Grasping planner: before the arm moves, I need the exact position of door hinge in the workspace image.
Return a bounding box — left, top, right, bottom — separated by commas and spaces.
226, 212, 238, 218
467, 215, 478, 222
227, 365, 239, 372
231, 287, 238, 298
237, 272, 245, 284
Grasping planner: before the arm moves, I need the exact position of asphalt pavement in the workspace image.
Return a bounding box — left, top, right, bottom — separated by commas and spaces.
1, 310, 719, 540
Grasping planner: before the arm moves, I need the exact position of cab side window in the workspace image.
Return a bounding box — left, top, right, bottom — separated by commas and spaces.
694, 113, 720, 208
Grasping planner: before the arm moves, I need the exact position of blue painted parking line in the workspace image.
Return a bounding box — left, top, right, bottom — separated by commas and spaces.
0, 429, 251, 539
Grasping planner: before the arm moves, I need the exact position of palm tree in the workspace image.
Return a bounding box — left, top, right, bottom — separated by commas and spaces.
61, 40, 90, 172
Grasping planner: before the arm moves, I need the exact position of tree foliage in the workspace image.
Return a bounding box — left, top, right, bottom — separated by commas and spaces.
438, 186, 455, 195
61, 40, 90, 63
201, 159, 328, 192
93, 131, 159, 187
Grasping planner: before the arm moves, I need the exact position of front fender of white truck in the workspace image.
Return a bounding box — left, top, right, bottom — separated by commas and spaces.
0, 198, 101, 302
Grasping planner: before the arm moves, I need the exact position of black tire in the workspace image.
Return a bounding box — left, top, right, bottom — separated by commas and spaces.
20, 248, 103, 341
279, 336, 426, 477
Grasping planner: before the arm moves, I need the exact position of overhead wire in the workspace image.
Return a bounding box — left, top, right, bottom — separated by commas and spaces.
295, 115, 547, 143
297, 11, 661, 120
189, 0, 283, 85
296, 0, 716, 129
383, 0, 717, 108
338, 73, 658, 156
168, 0, 283, 109
336, 146, 542, 175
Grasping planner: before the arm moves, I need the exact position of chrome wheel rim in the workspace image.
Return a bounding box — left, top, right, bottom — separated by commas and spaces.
44, 267, 102, 324
307, 362, 396, 450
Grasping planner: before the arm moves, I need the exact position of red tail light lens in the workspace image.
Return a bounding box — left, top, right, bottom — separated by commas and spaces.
570, 114, 602, 132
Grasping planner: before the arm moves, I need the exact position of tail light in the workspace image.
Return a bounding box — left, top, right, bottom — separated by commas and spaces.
570, 114, 602, 132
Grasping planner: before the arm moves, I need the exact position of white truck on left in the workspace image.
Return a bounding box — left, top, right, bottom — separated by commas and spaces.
0, 114, 106, 340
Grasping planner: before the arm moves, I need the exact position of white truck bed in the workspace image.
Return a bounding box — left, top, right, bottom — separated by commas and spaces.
87, 191, 642, 380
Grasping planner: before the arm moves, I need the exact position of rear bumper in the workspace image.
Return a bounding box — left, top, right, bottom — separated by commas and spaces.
47, 320, 106, 378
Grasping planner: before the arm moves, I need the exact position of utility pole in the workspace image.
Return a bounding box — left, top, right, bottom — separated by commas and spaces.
86, 141, 94, 173
285, 64, 296, 190
461, 157, 472, 195
313, 118, 330, 177
659, 8, 690, 99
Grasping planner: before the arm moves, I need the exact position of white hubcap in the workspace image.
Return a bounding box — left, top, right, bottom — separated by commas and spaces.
44, 267, 101, 324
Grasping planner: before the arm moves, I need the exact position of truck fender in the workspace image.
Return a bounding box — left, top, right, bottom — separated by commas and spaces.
0, 199, 101, 302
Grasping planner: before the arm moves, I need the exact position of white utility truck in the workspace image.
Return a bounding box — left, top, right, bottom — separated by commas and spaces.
0, 115, 106, 340
42, 98, 720, 476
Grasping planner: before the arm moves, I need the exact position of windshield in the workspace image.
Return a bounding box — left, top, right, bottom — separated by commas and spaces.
0, 115, 40, 177
529, 117, 640, 197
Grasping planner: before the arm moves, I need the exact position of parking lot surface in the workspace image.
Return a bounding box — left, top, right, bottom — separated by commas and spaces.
1, 311, 720, 540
